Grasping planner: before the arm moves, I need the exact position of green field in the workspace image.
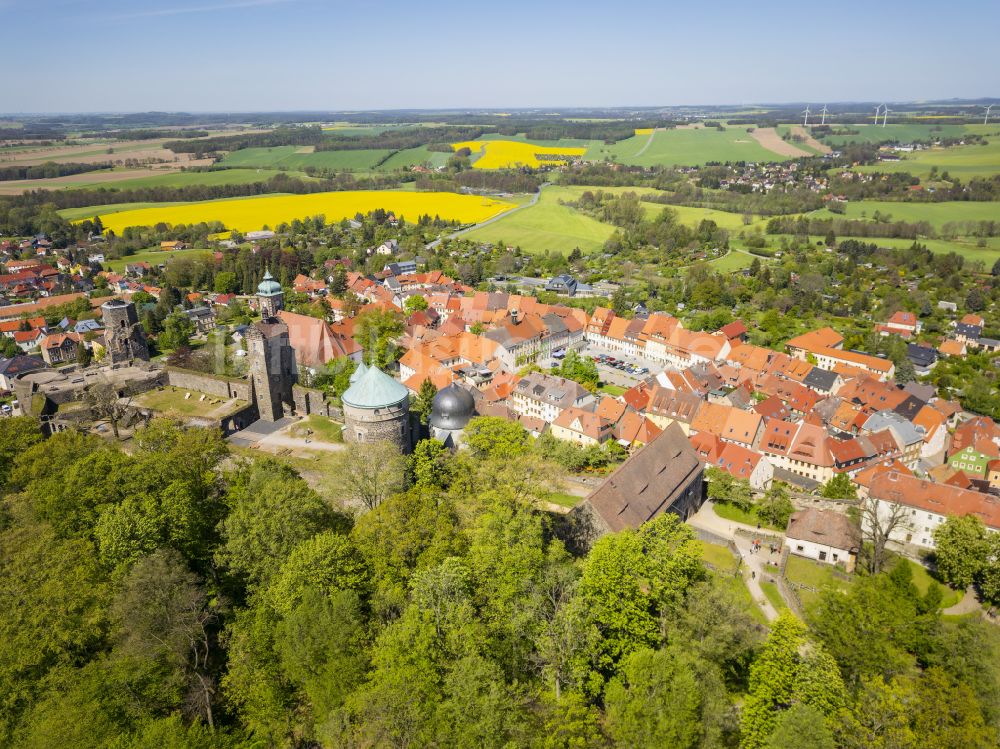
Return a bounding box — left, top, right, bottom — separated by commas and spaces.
219, 146, 394, 171
775, 125, 824, 155
104, 247, 211, 272
59, 202, 182, 220
700, 541, 739, 572
589, 127, 790, 167
57, 168, 309, 192
708, 249, 760, 272
784, 554, 854, 609
820, 123, 975, 146
375, 146, 452, 171
856, 139, 1000, 180
462, 185, 616, 254
808, 200, 1000, 230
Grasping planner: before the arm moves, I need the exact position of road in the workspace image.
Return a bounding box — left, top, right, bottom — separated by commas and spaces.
425, 182, 549, 250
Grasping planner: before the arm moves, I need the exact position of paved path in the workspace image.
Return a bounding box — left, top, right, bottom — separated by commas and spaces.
944, 586, 984, 616
256, 433, 345, 453
689, 501, 787, 621
424, 183, 549, 250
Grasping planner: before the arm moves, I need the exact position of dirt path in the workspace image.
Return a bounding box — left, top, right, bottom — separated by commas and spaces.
749, 127, 811, 158
634, 128, 658, 157
789, 125, 832, 154
257, 432, 345, 453
944, 586, 984, 616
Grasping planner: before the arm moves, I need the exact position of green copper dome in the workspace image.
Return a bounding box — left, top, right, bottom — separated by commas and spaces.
342, 365, 409, 409
349, 361, 368, 384
257, 269, 282, 297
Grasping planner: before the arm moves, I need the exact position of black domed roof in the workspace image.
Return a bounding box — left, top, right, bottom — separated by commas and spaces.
429, 383, 476, 431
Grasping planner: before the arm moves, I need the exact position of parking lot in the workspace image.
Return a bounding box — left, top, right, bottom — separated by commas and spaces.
583, 344, 658, 388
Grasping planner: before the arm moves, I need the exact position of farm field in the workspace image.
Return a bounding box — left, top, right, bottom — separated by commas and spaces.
219, 146, 394, 171
85, 190, 516, 234
819, 123, 974, 146
589, 126, 793, 166
462, 185, 616, 254
375, 146, 452, 171
808, 200, 1000, 230
453, 139, 587, 169
855, 139, 1000, 180
104, 247, 212, 272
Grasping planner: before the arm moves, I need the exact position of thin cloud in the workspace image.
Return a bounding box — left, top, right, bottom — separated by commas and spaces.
109, 0, 294, 20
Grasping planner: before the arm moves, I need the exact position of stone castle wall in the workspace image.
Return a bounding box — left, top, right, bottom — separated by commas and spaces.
165, 368, 251, 400
292, 385, 342, 419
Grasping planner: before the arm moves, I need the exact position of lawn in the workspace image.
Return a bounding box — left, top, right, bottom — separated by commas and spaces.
104, 247, 211, 272
288, 414, 344, 443
135, 386, 246, 419
599, 383, 627, 396
700, 541, 738, 572
85, 190, 515, 234
545, 491, 583, 509
219, 146, 395, 171
855, 138, 1000, 180
901, 558, 961, 609
591, 126, 792, 167
712, 501, 784, 531
708, 249, 758, 273
783, 554, 854, 610
462, 185, 616, 254
715, 571, 770, 626
759, 580, 788, 612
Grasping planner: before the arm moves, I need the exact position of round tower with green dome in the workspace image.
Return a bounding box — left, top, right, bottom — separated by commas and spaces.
341, 364, 412, 452
257, 269, 284, 319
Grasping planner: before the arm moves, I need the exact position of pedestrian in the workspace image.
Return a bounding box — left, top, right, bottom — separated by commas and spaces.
751, 570, 756, 580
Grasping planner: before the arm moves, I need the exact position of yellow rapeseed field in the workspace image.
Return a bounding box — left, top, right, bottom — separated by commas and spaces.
634, 128, 654, 135
451, 140, 587, 169
90, 190, 515, 234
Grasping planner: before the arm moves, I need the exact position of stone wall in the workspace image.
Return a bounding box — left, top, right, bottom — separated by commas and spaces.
165, 368, 250, 400
292, 385, 342, 419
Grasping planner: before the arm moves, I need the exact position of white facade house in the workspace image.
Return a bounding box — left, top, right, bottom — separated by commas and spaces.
785, 508, 858, 571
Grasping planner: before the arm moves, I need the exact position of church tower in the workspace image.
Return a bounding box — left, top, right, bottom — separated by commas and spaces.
256, 269, 284, 319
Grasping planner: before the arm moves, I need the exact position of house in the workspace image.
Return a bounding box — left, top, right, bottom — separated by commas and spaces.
865, 471, 1000, 551
691, 432, 773, 490
861, 411, 924, 469
551, 407, 614, 446
938, 339, 967, 358
876, 311, 921, 338
572, 422, 705, 540
12, 328, 45, 352
40, 332, 82, 365
509, 371, 595, 423
160, 241, 187, 251
906, 343, 938, 374
786, 508, 858, 571
182, 306, 216, 334
545, 274, 579, 296
0, 354, 46, 390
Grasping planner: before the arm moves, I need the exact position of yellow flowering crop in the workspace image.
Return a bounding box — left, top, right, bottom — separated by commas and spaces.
90, 190, 515, 234
634, 128, 654, 135
451, 140, 587, 169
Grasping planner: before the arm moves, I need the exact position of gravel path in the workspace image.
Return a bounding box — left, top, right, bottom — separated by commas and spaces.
634, 128, 658, 158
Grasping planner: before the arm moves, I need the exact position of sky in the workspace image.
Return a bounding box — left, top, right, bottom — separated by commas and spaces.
2, 0, 998, 113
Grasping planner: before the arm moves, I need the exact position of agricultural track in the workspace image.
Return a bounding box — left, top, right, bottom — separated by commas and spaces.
634, 128, 658, 157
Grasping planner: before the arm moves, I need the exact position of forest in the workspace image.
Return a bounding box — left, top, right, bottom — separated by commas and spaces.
1, 415, 998, 749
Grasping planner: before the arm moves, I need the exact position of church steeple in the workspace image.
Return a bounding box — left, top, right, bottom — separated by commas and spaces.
256, 268, 284, 319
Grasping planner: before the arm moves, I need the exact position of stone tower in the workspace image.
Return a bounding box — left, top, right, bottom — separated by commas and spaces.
101, 299, 150, 364
246, 320, 296, 421
256, 269, 284, 319
341, 364, 412, 452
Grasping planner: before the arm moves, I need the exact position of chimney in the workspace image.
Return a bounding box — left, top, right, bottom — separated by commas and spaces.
510, 308, 520, 325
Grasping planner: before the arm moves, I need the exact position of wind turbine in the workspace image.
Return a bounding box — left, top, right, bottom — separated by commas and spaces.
874, 104, 883, 125
820, 104, 828, 125
802, 105, 811, 127
882, 106, 890, 127
986, 105, 994, 125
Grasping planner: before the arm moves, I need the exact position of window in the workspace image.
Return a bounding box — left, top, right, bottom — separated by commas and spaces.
796, 545, 804, 552
833, 553, 839, 562
819, 551, 827, 561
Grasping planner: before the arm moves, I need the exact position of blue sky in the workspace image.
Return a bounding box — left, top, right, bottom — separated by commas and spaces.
2, 0, 997, 112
